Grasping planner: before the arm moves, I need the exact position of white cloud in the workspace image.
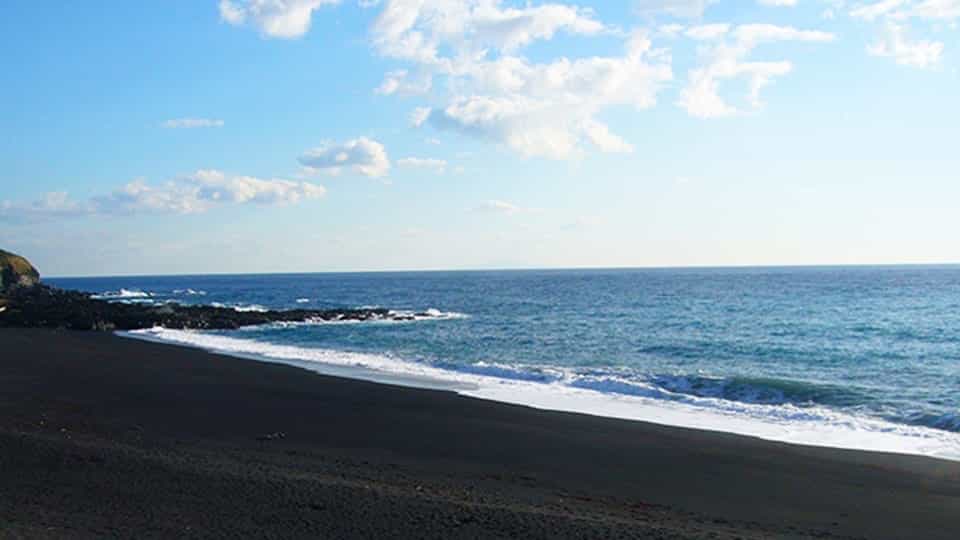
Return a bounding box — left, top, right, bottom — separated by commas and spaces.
849, 0, 954, 68
658, 23, 686, 37
867, 22, 944, 66
684, 23, 730, 40
219, 0, 340, 39
2, 172, 325, 220
95, 179, 209, 214
368, 1, 672, 159
95, 173, 325, 214
371, 0, 606, 64
678, 24, 835, 118
0, 192, 93, 222
757, 0, 798, 6
160, 118, 225, 129
410, 107, 432, 127
187, 169, 328, 205
635, 0, 717, 18
850, 0, 910, 20
912, 0, 960, 20
397, 157, 447, 172
407, 31, 670, 158
375, 69, 432, 95
298, 137, 391, 177
477, 199, 537, 215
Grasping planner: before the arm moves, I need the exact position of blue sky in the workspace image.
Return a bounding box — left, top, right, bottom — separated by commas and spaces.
1, 0, 958, 276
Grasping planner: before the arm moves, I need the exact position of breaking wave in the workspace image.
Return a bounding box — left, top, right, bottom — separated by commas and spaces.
91, 288, 153, 300
122, 328, 960, 462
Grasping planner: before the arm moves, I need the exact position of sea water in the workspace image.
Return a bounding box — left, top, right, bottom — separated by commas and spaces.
48, 266, 960, 460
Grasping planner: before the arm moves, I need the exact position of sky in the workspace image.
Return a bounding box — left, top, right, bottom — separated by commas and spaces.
1, 0, 958, 277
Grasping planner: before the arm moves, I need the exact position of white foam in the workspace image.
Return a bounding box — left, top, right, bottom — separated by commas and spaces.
295, 298, 311, 304
122, 328, 960, 462
173, 288, 207, 296
388, 308, 470, 321
210, 302, 269, 313
126, 327, 470, 386
247, 308, 470, 328
92, 288, 153, 300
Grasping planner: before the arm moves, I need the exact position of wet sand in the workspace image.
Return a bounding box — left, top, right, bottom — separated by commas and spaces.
1, 328, 958, 539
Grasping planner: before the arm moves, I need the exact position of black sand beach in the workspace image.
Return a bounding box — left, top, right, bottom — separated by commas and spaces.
1, 328, 958, 539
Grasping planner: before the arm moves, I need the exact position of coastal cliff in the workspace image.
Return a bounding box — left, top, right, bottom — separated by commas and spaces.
0, 249, 40, 292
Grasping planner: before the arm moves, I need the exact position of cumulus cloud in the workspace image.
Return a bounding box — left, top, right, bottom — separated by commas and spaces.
1, 172, 325, 221
97, 172, 326, 214
219, 0, 340, 38
678, 24, 834, 118
187, 170, 327, 205
397, 157, 447, 172
367, 1, 675, 159
371, 0, 606, 64
160, 118, 225, 129
298, 137, 391, 177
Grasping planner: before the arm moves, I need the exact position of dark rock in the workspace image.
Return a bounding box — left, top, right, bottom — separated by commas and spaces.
0, 283, 415, 331
0, 250, 444, 331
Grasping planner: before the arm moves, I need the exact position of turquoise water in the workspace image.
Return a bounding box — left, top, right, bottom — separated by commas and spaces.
50, 266, 960, 455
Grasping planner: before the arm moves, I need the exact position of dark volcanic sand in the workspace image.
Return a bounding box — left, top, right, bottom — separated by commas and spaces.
1, 329, 958, 539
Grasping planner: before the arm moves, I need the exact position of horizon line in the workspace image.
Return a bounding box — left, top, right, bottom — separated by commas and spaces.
44, 261, 960, 280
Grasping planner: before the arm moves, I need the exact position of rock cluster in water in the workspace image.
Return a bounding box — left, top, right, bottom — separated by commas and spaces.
0, 249, 422, 331
0, 284, 406, 331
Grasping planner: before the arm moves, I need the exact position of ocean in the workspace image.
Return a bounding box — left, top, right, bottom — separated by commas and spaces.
48, 266, 960, 460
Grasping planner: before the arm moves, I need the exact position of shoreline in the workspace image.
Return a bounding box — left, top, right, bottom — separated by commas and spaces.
123, 326, 960, 463
2, 328, 959, 538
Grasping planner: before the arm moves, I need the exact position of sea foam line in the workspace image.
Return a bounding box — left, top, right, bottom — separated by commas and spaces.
121, 327, 960, 462
91, 288, 153, 300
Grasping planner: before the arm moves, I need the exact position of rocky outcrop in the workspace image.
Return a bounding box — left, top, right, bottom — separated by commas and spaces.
0, 250, 443, 331
0, 249, 40, 292
0, 284, 425, 331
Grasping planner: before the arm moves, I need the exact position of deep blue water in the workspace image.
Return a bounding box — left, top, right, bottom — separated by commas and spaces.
49, 266, 960, 449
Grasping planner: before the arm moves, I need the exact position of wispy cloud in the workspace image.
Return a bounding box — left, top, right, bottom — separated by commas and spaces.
0, 171, 325, 221
476, 199, 542, 215
397, 157, 447, 173
678, 24, 835, 118
867, 21, 944, 67
160, 118, 225, 129
635, 0, 718, 18
849, 0, 958, 68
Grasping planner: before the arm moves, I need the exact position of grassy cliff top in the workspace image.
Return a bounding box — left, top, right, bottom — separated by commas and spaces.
0, 249, 40, 290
